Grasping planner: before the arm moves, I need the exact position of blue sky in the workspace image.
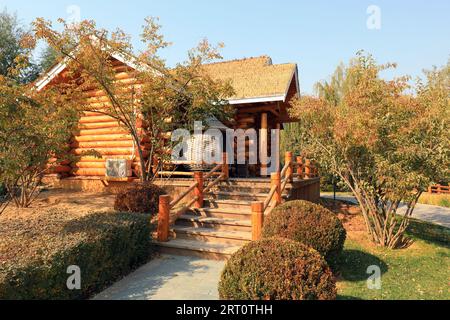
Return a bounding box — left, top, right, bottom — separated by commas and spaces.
1, 0, 449, 94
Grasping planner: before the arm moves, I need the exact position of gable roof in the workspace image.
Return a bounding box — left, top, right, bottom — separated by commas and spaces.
203, 56, 299, 104
35, 53, 299, 105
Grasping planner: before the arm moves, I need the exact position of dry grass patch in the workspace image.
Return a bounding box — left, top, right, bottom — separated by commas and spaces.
0, 189, 155, 300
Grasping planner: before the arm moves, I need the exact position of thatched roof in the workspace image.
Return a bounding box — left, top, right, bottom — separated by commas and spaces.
202, 56, 298, 103
36, 50, 299, 105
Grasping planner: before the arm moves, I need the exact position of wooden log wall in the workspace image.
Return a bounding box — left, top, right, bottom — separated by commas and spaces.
52, 58, 145, 178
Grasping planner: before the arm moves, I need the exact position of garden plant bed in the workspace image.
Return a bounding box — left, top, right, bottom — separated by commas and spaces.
322, 198, 450, 300
0, 189, 157, 299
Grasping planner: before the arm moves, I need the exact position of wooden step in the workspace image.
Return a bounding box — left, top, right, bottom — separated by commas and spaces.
190, 207, 252, 220
204, 199, 252, 210
177, 214, 252, 232
206, 191, 267, 201
212, 185, 271, 193
172, 226, 251, 246
155, 239, 240, 260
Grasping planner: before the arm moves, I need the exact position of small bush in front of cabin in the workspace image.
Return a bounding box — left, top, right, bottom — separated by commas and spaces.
262, 200, 346, 262
219, 238, 336, 300
114, 182, 165, 215
0, 210, 154, 299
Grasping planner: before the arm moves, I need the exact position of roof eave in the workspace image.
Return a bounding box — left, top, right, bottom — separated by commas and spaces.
228, 95, 286, 105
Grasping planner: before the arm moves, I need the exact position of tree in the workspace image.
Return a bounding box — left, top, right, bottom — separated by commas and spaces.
38, 44, 61, 72
290, 52, 449, 248
314, 62, 348, 107
0, 9, 40, 83
32, 17, 234, 182
0, 64, 81, 212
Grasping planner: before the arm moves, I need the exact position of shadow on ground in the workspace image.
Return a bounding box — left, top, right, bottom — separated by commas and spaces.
334, 249, 388, 282
406, 218, 450, 248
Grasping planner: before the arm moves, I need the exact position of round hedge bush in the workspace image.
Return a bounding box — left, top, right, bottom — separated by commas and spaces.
114, 182, 165, 215
219, 238, 336, 300
262, 200, 346, 261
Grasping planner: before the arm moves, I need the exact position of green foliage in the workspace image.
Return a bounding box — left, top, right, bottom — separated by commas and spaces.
0, 9, 40, 83
289, 52, 450, 248
219, 238, 336, 300
0, 74, 80, 209
0, 210, 154, 299
114, 182, 166, 214
38, 45, 61, 72
314, 62, 349, 107
262, 200, 346, 262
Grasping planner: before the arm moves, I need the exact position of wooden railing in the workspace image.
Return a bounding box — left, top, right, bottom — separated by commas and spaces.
251, 151, 319, 240
428, 184, 450, 194
157, 153, 229, 242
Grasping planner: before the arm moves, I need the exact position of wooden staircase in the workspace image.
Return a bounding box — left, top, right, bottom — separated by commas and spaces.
157, 179, 269, 260
155, 152, 319, 260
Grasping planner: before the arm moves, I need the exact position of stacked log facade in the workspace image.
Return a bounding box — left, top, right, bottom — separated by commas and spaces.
52, 58, 144, 178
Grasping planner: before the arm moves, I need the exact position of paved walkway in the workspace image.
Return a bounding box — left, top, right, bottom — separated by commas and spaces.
321, 193, 450, 228
93, 254, 224, 300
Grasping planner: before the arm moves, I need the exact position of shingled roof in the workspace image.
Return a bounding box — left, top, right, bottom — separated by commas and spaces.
202, 56, 299, 104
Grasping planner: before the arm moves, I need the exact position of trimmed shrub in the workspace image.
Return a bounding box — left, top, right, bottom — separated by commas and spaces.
262, 200, 346, 262
219, 238, 336, 300
0, 210, 154, 299
114, 182, 165, 215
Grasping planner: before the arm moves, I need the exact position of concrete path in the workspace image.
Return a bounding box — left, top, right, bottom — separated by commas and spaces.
93, 254, 224, 300
321, 193, 450, 228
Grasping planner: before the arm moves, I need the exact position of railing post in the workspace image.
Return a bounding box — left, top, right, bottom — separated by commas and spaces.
194, 171, 204, 208
157, 195, 171, 242
296, 156, 303, 179
222, 152, 229, 180
285, 151, 293, 182
305, 159, 311, 179
271, 172, 281, 205
313, 161, 319, 177
251, 201, 264, 241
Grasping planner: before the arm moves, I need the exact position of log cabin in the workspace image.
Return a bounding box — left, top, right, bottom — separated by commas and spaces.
38, 55, 302, 182
36, 53, 321, 258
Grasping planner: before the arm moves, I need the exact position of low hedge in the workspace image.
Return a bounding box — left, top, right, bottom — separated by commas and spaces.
114, 182, 165, 215
0, 210, 154, 299
262, 200, 346, 262
219, 238, 336, 300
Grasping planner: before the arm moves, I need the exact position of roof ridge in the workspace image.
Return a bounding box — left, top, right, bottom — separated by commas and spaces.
204, 55, 272, 67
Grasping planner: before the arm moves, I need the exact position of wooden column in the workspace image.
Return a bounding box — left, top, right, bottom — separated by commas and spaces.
194, 171, 204, 208
260, 113, 268, 176
274, 123, 281, 173
251, 201, 264, 241
271, 172, 281, 205
285, 151, 293, 182
157, 195, 171, 242
222, 152, 229, 180
296, 156, 303, 179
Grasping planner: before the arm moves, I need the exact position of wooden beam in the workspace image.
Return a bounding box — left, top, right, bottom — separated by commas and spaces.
238, 105, 280, 116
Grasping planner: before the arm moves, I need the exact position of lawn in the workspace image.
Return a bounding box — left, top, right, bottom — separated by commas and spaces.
331, 202, 450, 300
